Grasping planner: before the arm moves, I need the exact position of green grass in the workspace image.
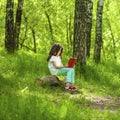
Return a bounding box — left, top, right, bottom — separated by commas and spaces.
0, 50, 120, 120
75, 59, 120, 97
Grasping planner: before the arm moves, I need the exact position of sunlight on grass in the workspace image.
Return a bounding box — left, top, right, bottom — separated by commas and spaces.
59, 104, 67, 119
1, 50, 120, 120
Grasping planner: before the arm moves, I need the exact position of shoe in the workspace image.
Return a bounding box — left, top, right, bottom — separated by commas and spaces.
69, 86, 77, 91
65, 86, 77, 91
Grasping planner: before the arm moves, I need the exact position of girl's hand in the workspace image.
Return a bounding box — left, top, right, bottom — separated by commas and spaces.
64, 63, 68, 68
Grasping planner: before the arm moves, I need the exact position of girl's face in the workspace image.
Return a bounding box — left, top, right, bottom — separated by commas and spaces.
57, 48, 62, 56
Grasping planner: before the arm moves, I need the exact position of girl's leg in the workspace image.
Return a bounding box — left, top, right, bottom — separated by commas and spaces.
57, 68, 77, 91
57, 68, 75, 84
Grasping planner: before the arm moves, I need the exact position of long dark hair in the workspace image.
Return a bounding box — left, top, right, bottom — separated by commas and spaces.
47, 43, 63, 61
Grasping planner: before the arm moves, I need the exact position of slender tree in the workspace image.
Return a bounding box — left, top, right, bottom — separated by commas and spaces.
94, 0, 104, 63
86, 0, 93, 57
45, 11, 55, 44
5, 0, 15, 53
66, 14, 73, 51
14, 0, 24, 49
106, 2, 117, 60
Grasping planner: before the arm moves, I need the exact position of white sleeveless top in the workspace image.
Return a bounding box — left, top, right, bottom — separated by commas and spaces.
48, 56, 62, 75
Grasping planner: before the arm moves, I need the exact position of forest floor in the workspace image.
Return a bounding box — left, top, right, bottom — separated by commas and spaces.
69, 93, 120, 113
53, 86, 120, 113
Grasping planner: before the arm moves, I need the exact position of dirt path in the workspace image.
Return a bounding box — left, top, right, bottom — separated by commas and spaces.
70, 94, 120, 113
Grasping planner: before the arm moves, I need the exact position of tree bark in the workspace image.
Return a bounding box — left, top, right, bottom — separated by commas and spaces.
31, 27, 37, 53
94, 0, 104, 63
86, 0, 93, 57
73, 0, 88, 71
14, 0, 24, 49
106, 2, 117, 60
45, 11, 54, 44
66, 14, 73, 51
5, 0, 15, 53
35, 75, 64, 86
107, 19, 117, 60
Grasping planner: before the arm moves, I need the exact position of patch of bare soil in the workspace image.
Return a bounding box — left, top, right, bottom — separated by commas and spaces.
70, 94, 120, 113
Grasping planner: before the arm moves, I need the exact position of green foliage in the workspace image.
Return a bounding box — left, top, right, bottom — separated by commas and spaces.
102, 0, 120, 60
1, 0, 120, 60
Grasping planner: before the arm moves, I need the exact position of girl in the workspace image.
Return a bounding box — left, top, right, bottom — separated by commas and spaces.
47, 43, 77, 91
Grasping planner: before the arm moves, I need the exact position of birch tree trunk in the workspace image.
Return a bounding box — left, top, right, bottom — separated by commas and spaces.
86, 0, 93, 57
14, 0, 24, 49
5, 0, 15, 53
94, 0, 104, 63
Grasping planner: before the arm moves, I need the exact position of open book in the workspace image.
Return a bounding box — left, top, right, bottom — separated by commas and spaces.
67, 58, 77, 68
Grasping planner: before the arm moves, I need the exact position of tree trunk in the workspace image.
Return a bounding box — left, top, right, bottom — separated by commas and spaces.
73, 0, 88, 71
20, 12, 28, 48
86, 0, 93, 57
14, 0, 24, 49
5, 0, 15, 53
106, 2, 117, 60
31, 27, 37, 53
45, 11, 54, 44
107, 19, 117, 60
66, 14, 73, 52
35, 75, 65, 86
94, 0, 104, 63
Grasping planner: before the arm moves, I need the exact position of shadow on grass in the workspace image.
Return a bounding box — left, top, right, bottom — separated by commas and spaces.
0, 74, 15, 95
76, 62, 120, 96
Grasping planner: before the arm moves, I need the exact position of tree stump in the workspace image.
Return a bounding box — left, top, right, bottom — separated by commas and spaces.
35, 75, 65, 86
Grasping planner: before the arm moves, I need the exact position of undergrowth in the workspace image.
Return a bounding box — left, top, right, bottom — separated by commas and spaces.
0, 50, 120, 120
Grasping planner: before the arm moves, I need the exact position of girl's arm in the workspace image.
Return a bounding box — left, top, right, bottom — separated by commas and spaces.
52, 61, 64, 69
